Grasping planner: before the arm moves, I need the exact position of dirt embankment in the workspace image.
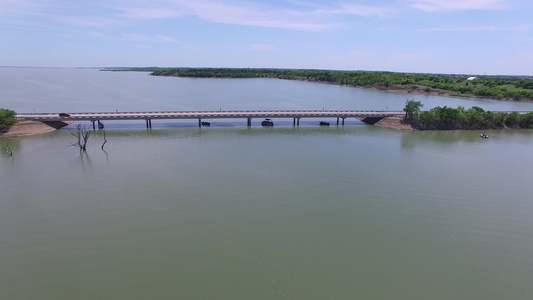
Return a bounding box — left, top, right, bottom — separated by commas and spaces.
374, 116, 415, 130
1, 120, 72, 137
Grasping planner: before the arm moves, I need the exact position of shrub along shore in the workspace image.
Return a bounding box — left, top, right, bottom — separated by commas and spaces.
145, 68, 533, 101
402, 100, 533, 130
0, 108, 16, 135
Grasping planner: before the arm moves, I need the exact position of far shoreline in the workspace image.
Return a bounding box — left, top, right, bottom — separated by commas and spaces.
145, 68, 533, 102
278, 79, 532, 103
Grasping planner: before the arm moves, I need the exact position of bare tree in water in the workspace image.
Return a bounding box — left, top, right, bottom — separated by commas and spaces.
70, 123, 91, 152
4, 144, 13, 157
101, 129, 107, 150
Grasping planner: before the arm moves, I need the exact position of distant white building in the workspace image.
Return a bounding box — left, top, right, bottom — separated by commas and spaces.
467, 76, 478, 81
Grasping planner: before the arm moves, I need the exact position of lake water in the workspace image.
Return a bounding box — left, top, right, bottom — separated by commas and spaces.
1, 68, 533, 299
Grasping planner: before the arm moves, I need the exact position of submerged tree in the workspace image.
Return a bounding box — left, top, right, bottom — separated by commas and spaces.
4, 144, 13, 157
70, 123, 91, 152
101, 129, 107, 150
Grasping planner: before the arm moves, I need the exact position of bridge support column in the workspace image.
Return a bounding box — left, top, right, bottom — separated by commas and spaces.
247, 118, 252, 127
342, 117, 345, 126
294, 117, 300, 127
336, 117, 339, 125
198, 118, 202, 128
145, 119, 152, 129
91, 120, 96, 130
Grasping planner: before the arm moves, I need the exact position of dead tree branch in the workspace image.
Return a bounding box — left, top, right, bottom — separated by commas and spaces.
5, 144, 13, 157
70, 123, 91, 152
101, 130, 107, 150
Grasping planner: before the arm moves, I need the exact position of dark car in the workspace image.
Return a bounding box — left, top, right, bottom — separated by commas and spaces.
261, 118, 274, 126
59, 113, 71, 117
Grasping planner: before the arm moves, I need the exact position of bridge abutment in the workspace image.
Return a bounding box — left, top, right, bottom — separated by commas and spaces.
358, 117, 385, 125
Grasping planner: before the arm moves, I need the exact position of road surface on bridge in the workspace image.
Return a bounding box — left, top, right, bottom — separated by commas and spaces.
16, 110, 405, 122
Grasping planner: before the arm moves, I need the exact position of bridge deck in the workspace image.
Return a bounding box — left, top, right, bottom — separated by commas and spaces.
16, 110, 404, 122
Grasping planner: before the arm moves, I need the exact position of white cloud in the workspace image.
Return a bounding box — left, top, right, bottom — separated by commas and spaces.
174, 0, 339, 31
57, 15, 123, 27
89, 0, 341, 31
420, 24, 532, 32
340, 4, 396, 18
410, 0, 510, 12
88, 31, 178, 43
121, 33, 177, 43
118, 6, 184, 19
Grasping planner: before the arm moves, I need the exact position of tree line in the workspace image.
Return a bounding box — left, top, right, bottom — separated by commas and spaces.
403, 100, 533, 130
149, 68, 533, 101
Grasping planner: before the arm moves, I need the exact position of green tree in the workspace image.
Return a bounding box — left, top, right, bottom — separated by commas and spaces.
505, 112, 520, 128
403, 99, 423, 121
0, 108, 16, 131
519, 112, 533, 128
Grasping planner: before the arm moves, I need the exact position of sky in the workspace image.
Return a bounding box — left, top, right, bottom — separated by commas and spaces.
0, 0, 532, 75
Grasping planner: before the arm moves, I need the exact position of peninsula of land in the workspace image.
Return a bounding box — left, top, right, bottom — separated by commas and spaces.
145, 68, 533, 102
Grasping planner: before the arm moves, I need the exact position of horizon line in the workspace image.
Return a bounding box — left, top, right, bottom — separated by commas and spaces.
0, 65, 531, 77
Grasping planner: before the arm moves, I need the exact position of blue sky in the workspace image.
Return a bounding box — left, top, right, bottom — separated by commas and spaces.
1, 0, 532, 75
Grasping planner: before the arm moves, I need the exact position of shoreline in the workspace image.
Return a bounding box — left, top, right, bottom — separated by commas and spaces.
374, 116, 414, 130
149, 71, 533, 102
1, 118, 413, 138
346, 83, 528, 102
367, 84, 461, 99
1, 120, 72, 137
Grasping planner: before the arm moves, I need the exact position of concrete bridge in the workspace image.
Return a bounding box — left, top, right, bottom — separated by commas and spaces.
16, 110, 405, 129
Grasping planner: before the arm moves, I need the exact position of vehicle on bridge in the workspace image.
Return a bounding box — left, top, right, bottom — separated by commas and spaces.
261, 119, 274, 126
58, 113, 70, 117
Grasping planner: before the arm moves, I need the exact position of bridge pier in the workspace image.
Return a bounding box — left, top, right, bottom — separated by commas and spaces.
198, 118, 202, 128
145, 119, 152, 128
293, 117, 300, 126
247, 118, 252, 127
91, 119, 96, 130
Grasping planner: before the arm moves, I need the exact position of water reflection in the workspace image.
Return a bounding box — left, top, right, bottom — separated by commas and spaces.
401, 129, 533, 149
